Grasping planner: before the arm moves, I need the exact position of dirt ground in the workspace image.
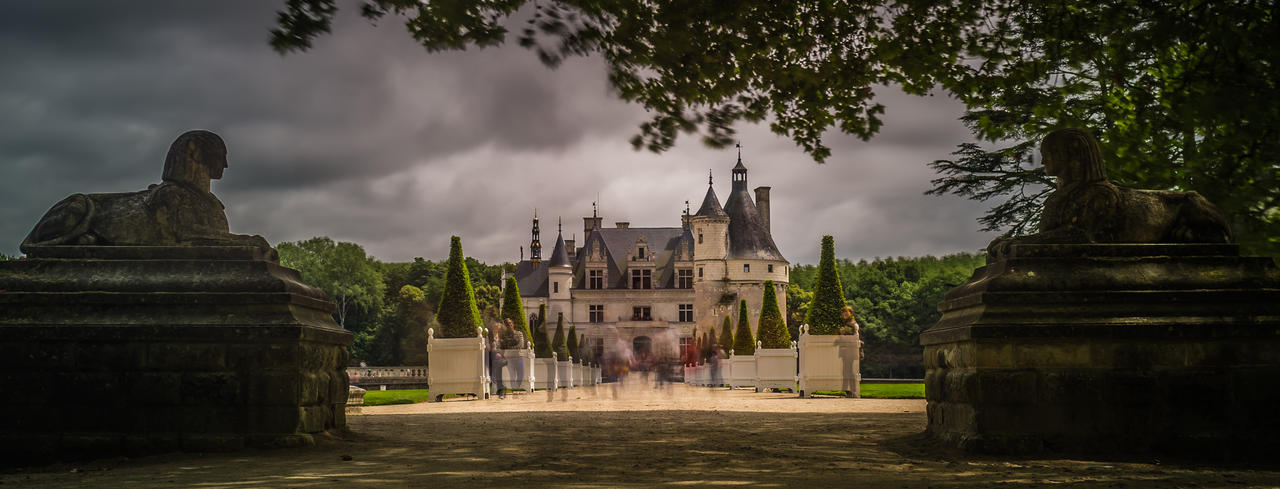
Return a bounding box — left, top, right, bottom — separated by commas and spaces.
5, 380, 1279, 488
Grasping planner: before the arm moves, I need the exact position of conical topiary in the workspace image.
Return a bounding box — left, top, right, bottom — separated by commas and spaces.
719, 316, 734, 354
533, 304, 553, 358
757, 280, 791, 348
804, 235, 847, 335
567, 324, 579, 360
435, 236, 483, 338
578, 333, 587, 363
500, 276, 533, 347
708, 328, 718, 358
701, 332, 711, 363
733, 299, 755, 355
552, 314, 568, 360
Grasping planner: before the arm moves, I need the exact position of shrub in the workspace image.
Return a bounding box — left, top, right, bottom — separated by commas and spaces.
707, 329, 717, 361
435, 236, 483, 338
552, 313, 568, 360
733, 299, 755, 355
534, 304, 553, 358
567, 324, 579, 360
719, 316, 734, 354
757, 280, 791, 348
500, 276, 533, 347
804, 236, 846, 335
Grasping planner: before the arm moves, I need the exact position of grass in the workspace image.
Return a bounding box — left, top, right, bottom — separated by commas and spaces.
859, 383, 924, 399
362, 389, 431, 406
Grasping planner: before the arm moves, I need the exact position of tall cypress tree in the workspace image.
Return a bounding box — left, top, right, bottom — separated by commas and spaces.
718, 316, 734, 354
435, 236, 483, 338
567, 324, 579, 360
733, 299, 755, 355
500, 276, 533, 347
533, 304, 552, 358
805, 235, 847, 335
757, 280, 791, 348
552, 313, 568, 360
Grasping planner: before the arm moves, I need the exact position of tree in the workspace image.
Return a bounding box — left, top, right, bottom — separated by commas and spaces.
277, 236, 384, 329
533, 304, 552, 358
552, 313, 568, 360
271, 1, 1280, 258
567, 324, 579, 360
804, 236, 847, 335
718, 316, 734, 354
733, 299, 755, 356
707, 328, 718, 360
757, 280, 790, 348
435, 236, 483, 338
500, 276, 534, 348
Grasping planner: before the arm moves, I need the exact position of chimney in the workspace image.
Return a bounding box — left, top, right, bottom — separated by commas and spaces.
566, 238, 576, 258
615, 221, 630, 229
754, 186, 771, 234
583, 216, 602, 237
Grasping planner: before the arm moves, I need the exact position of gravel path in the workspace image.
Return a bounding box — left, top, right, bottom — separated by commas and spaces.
4, 381, 1278, 488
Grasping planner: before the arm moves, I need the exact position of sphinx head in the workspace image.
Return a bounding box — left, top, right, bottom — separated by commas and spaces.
1041, 128, 1106, 184
162, 130, 228, 188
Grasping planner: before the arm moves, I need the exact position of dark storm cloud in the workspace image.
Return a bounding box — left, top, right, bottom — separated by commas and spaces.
0, 1, 997, 264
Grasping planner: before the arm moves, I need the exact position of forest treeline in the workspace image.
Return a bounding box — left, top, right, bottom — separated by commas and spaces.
278, 236, 982, 377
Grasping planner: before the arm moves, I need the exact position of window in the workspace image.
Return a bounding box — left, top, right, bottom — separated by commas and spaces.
767, 264, 773, 273
677, 269, 693, 289
553, 281, 559, 293
589, 304, 604, 323
632, 306, 652, 321
588, 269, 603, 289
744, 264, 750, 273
631, 269, 652, 289
698, 233, 703, 244
638, 246, 645, 259
698, 267, 704, 278
678, 304, 694, 322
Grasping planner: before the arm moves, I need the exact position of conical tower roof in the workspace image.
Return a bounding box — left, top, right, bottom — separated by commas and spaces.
549, 220, 572, 267
723, 159, 786, 261
694, 170, 728, 218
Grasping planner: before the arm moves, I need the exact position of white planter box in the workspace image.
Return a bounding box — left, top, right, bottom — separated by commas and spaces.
728, 353, 756, 390
683, 366, 693, 384
426, 328, 489, 401
534, 356, 559, 391
594, 366, 602, 384
694, 365, 707, 386
797, 326, 861, 398
500, 346, 535, 393
754, 341, 798, 392
572, 362, 585, 387
557, 358, 575, 388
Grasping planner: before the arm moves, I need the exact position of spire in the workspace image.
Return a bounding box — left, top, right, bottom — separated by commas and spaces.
530, 210, 542, 267
708, 169, 713, 186
694, 176, 728, 218
732, 143, 748, 191
549, 216, 571, 268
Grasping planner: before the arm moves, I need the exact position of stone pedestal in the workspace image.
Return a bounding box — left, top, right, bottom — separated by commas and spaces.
921, 244, 1280, 457
0, 246, 352, 460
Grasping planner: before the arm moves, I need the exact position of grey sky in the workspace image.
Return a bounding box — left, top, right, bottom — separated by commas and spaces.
0, 1, 997, 265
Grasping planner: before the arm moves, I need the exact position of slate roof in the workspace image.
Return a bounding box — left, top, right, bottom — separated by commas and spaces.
574, 227, 689, 289
513, 260, 549, 297
724, 166, 786, 262
548, 232, 571, 267
694, 186, 727, 217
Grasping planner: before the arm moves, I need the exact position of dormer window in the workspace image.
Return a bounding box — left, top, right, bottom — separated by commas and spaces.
638, 246, 645, 259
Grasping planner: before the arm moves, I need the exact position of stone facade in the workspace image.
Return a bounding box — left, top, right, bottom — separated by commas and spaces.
509, 157, 788, 362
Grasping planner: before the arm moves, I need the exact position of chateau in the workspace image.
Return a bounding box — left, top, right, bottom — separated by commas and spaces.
506, 155, 789, 362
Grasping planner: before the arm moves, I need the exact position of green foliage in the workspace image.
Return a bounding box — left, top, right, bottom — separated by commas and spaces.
732, 300, 755, 356
273, 0, 1280, 259
435, 236, 483, 338
718, 316, 734, 354
552, 313, 568, 360
500, 276, 533, 348
277, 236, 384, 329
858, 383, 925, 399
804, 236, 847, 335
0, 252, 15, 261
756, 281, 790, 349
362, 389, 432, 406
567, 324, 579, 359
533, 304, 552, 358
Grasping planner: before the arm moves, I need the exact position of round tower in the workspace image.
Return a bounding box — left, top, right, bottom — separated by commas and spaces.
547, 218, 573, 323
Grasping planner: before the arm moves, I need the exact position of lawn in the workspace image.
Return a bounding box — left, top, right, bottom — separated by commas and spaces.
859, 383, 924, 399
362, 389, 431, 406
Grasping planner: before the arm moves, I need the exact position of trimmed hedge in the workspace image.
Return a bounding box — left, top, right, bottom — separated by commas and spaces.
804, 235, 846, 335
733, 299, 755, 355
500, 276, 533, 348
552, 313, 568, 360
567, 324, 579, 360
718, 316, 734, 354
757, 280, 791, 348
534, 304, 553, 358
435, 236, 483, 338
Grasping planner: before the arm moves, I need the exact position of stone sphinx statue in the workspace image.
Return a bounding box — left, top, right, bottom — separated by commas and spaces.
20, 130, 274, 257
988, 128, 1231, 258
